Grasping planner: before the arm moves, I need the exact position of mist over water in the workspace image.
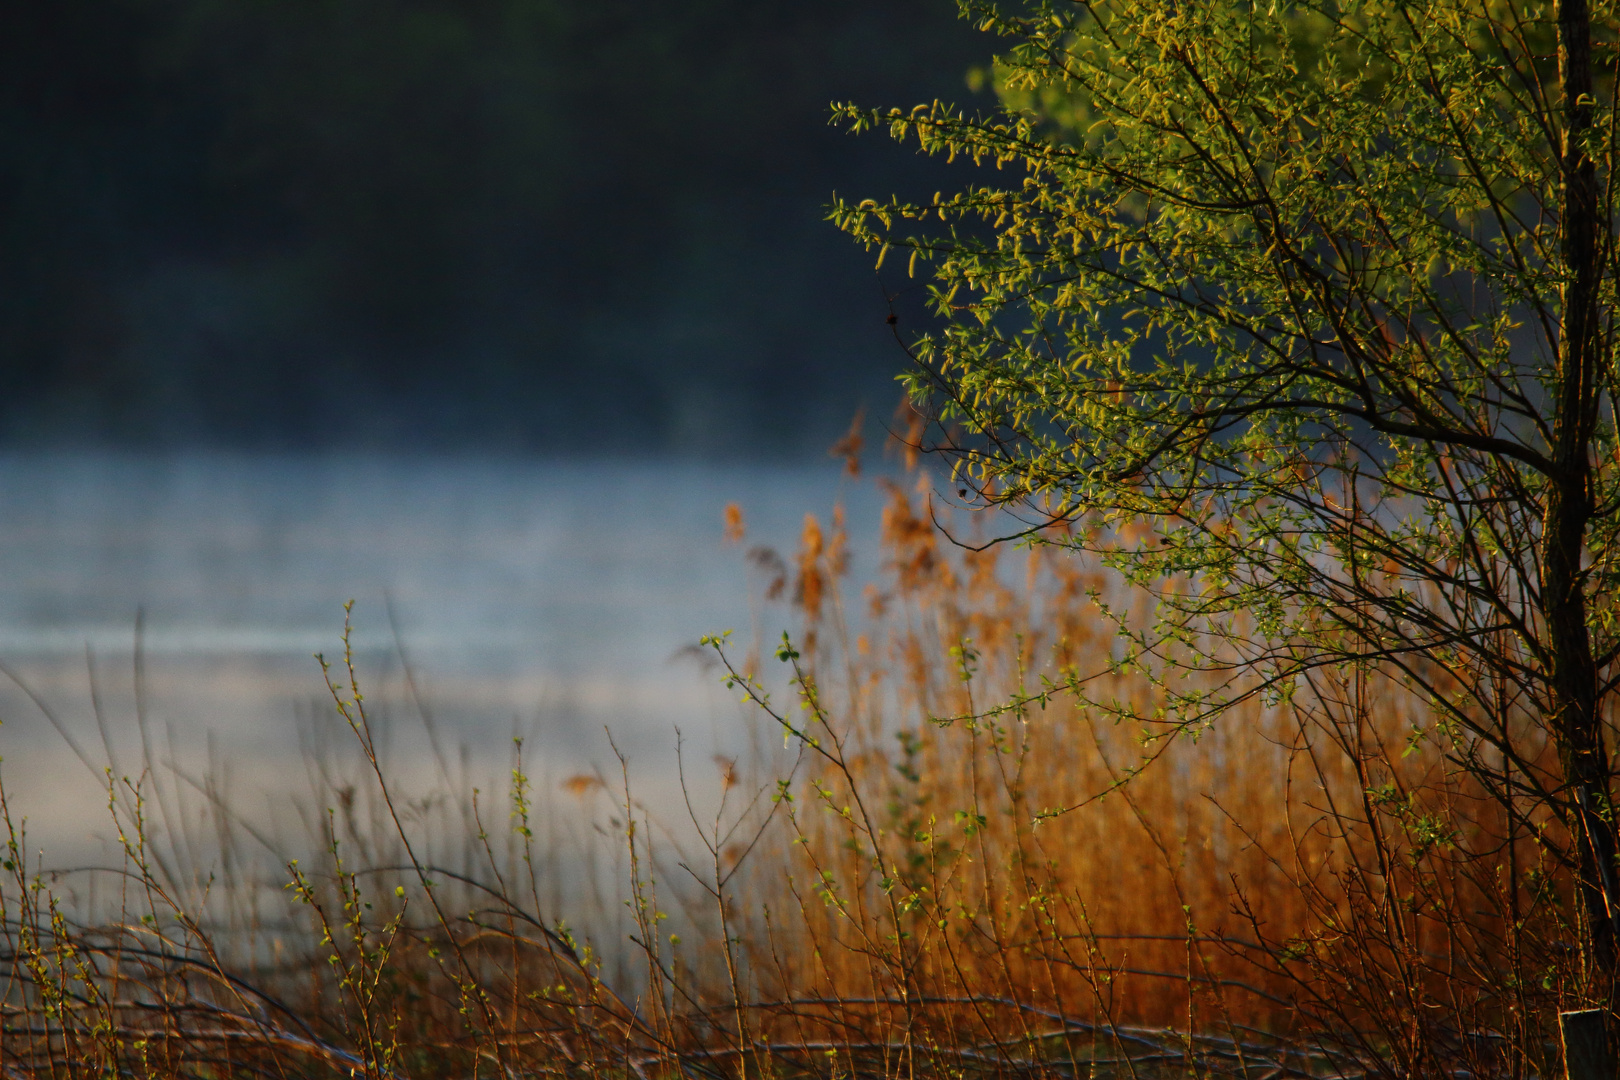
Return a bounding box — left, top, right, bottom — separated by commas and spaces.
0, 0, 985, 914
0, 452, 891, 868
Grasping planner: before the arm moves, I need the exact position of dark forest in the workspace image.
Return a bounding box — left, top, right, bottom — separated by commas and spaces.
0, 0, 987, 453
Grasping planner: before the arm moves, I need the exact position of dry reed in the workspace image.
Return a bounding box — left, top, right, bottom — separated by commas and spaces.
0, 453, 1592, 1079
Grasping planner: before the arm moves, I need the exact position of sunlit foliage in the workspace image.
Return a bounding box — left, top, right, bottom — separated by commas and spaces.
835, 0, 1620, 986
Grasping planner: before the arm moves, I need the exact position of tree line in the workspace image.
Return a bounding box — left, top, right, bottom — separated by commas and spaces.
0, 0, 985, 451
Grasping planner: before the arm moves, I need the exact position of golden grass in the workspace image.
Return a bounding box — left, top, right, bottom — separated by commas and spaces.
0, 460, 1586, 1078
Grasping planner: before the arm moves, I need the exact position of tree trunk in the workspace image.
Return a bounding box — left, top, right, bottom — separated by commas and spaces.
1549, 0, 1618, 978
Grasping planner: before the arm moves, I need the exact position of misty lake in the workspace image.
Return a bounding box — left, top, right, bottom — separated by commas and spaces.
0, 452, 893, 868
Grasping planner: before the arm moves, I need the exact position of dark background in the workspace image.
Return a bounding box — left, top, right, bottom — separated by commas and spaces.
0, 0, 991, 455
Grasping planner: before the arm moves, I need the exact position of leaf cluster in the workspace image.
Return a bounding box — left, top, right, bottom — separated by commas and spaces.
834, 0, 1620, 840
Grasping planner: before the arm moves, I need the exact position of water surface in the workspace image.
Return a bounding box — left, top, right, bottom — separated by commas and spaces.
0, 452, 890, 866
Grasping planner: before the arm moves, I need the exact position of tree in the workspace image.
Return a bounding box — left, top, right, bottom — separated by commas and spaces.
834, 0, 1620, 991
